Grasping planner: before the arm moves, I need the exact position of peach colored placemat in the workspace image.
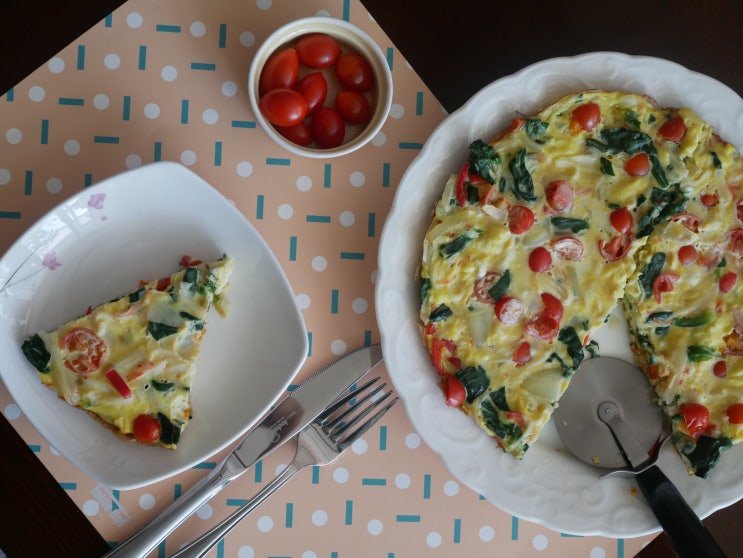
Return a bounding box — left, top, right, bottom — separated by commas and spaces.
0, 0, 654, 556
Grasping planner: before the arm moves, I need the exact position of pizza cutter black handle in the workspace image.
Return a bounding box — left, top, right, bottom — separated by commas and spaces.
636, 465, 727, 558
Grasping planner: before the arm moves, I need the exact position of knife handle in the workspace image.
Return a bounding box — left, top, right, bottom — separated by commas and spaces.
101, 452, 247, 558
635, 465, 727, 558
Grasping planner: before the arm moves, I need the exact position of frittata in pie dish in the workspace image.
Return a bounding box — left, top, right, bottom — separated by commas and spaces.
419, 90, 743, 477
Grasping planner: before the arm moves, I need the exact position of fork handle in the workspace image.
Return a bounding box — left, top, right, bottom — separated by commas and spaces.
168, 445, 316, 558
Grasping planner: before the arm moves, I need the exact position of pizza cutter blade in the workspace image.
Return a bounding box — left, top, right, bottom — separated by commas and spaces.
553, 357, 727, 558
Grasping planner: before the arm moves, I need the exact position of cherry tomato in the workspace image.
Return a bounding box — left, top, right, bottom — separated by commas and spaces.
512, 341, 532, 364
60, 327, 107, 375
455, 162, 470, 206
259, 88, 307, 127
528, 246, 552, 272
492, 118, 524, 143
295, 33, 341, 69
525, 311, 560, 341
443, 374, 466, 407
680, 403, 710, 438
473, 271, 501, 303
624, 152, 650, 176
294, 72, 327, 114
598, 234, 633, 262
726, 403, 743, 424
713, 360, 728, 378
495, 296, 524, 325
551, 236, 584, 261
678, 244, 698, 265
670, 213, 701, 233
737, 199, 743, 221
505, 410, 526, 430
701, 193, 719, 207
180, 255, 202, 268
259, 48, 300, 96
508, 205, 535, 234
571, 102, 601, 132
728, 229, 743, 254
544, 180, 574, 213
720, 271, 738, 293
310, 106, 345, 148
335, 53, 374, 91
275, 121, 313, 147
658, 116, 687, 143
609, 207, 633, 234
540, 292, 564, 322
156, 276, 171, 291
133, 414, 162, 443
335, 90, 372, 125
653, 273, 680, 303
430, 338, 456, 375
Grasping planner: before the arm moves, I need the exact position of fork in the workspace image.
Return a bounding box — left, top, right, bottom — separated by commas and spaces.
168, 376, 398, 558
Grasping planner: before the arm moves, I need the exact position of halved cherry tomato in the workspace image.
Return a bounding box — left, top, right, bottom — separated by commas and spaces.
540, 292, 564, 322
678, 244, 698, 265
495, 297, 524, 325
259, 88, 308, 127
713, 360, 728, 378
670, 213, 701, 233
512, 341, 532, 364
335, 53, 374, 91
295, 33, 341, 69
311, 106, 345, 148
508, 205, 535, 234
275, 121, 313, 147
726, 403, 743, 424
528, 246, 552, 272
609, 207, 633, 234
571, 102, 600, 132
624, 152, 650, 177
156, 276, 171, 291
680, 403, 710, 439
104, 368, 132, 399
701, 193, 719, 207
551, 236, 584, 261
60, 327, 107, 375
259, 48, 300, 96
544, 180, 574, 213
473, 271, 501, 303
658, 116, 687, 143
454, 162, 470, 206
133, 414, 162, 443
492, 117, 524, 143
180, 255, 202, 268
653, 273, 680, 303
443, 374, 466, 407
525, 311, 560, 341
598, 234, 633, 262
720, 271, 738, 293
295, 72, 327, 114
335, 90, 372, 125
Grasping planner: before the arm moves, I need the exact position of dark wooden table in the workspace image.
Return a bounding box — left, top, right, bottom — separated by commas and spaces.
1, 1, 742, 557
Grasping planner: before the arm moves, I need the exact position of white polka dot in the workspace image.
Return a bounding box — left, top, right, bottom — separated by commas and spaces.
3, 403, 21, 420
82, 500, 100, 516
190, 21, 207, 37
405, 432, 421, 449
443, 480, 459, 496
139, 493, 156, 510
295, 293, 311, 310
296, 175, 312, 191
333, 467, 349, 484
256, 0, 272, 10
237, 546, 255, 558
104, 54, 121, 69
301, 552, 317, 558
371, 131, 386, 147
64, 139, 80, 155
28, 86, 46, 102
311, 510, 328, 526
222, 81, 238, 97
125, 154, 142, 169
426, 532, 442, 548
339, 211, 355, 226
311, 256, 327, 271
236, 161, 253, 177
479, 525, 495, 542
395, 473, 411, 489
257, 515, 273, 532
46, 178, 63, 194
48, 57, 65, 74
144, 103, 160, 119
202, 109, 219, 125
6, 128, 22, 144
161, 66, 178, 82
181, 150, 197, 166
351, 298, 368, 314
590, 547, 607, 558
196, 503, 213, 520
532, 534, 549, 550
277, 204, 294, 220
389, 104, 405, 119
93, 93, 110, 110
367, 519, 383, 535
351, 438, 368, 455
330, 339, 347, 355
127, 12, 143, 28
0, 169, 11, 185
349, 171, 366, 187
239, 31, 256, 47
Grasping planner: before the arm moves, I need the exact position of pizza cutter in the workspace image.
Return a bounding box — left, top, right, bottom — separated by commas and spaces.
553, 357, 727, 558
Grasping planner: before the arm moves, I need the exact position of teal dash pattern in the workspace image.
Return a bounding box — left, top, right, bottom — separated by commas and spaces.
40, 119, 49, 144
396, 515, 420, 523
59, 97, 84, 106
340, 252, 364, 260
0, 211, 21, 219
93, 136, 119, 144
191, 62, 216, 71
266, 158, 290, 166
382, 162, 390, 187
289, 236, 297, 261
423, 474, 431, 499
59, 482, 77, 490
416, 92, 424, 115
122, 96, 131, 120
76, 45, 85, 69
285, 503, 293, 528
361, 478, 386, 486
156, 24, 181, 33
214, 141, 223, 166
180, 99, 189, 124
219, 24, 227, 48
323, 163, 332, 187
138, 45, 147, 70
368, 212, 376, 237
454, 518, 462, 543
306, 215, 331, 223
256, 194, 264, 219
331, 289, 339, 314
399, 141, 423, 150
231, 120, 256, 128
24, 170, 32, 195
345, 500, 353, 525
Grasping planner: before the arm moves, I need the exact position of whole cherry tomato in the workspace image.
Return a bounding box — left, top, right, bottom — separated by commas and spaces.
335, 90, 372, 124
259, 48, 299, 96
296, 33, 341, 69
726, 403, 743, 424
678, 244, 698, 265
295, 72, 327, 114
571, 102, 600, 131
275, 121, 313, 147
311, 106, 345, 148
335, 53, 374, 91
133, 414, 162, 443
259, 88, 307, 127
680, 403, 710, 438
624, 152, 651, 176
528, 246, 552, 272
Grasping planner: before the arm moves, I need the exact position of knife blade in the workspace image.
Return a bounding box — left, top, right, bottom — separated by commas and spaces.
103, 343, 383, 558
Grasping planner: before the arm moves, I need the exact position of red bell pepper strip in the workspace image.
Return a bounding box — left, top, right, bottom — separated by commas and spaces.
105, 368, 133, 399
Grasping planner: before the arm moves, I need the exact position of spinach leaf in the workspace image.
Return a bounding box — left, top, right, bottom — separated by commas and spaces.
490, 386, 510, 411
456, 365, 489, 403
128, 286, 145, 303
21, 334, 51, 374
550, 217, 589, 234
419, 278, 431, 303
557, 326, 585, 371
147, 321, 180, 340
480, 391, 521, 441
687, 345, 716, 362
647, 311, 673, 323
673, 312, 715, 327
710, 151, 722, 169
468, 139, 500, 183
429, 304, 453, 322
438, 234, 473, 259
157, 412, 182, 445
600, 156, 614, 176
525, 119, 549, 142
677, 433, 731, 479
637, 184, 687, 237
487, 270, 511, 302
183, 267, 200, 284
638, 252, 666, 299
152, 379, 175, 392
508, 148, 536, 201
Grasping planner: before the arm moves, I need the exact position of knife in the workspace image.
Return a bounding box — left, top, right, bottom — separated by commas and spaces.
102, 343, 383, 558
